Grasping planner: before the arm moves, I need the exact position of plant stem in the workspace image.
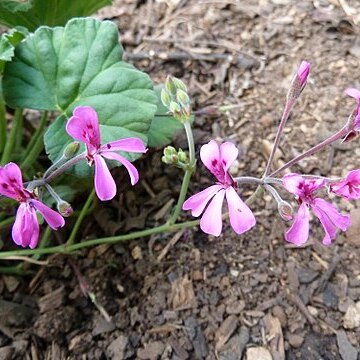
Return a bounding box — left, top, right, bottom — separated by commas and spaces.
270, 126, 347, 177
263, 100, 295, 177
0, 219, 200, 258
1, 108, 23, 165
20, 111, 48, 169
0, 93, 6, 155
44, 152, 87, 182
66, 190, 95, 245
168, 121, 196, 225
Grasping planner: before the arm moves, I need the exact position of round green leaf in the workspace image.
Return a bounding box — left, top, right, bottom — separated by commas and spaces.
2, 18, 157, 175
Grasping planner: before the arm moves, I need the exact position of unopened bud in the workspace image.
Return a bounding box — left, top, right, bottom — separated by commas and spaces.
176, 89, 190, 107
64, 142, 80, 159
287, 60, 311, 101
57, 200, 73, 217
165, 76, 177, 96
161, 89, 171, 108
172, 77, 187, 92
278, 201, 293, 221
178, 149, 188, 163
169, 101, 181, 114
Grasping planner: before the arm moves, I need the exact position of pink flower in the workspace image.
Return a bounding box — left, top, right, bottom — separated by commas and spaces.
66, 106, 147, 201
330, 170, 360, 200
182, 140, 256, 236
297, 61, 311, 89
282, 173, 350, 246
342, 88, 360, 142
0, 163, 65, 248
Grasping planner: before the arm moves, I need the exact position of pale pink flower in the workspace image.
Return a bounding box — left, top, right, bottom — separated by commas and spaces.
183, 140, 256, 236
66, 106, 147, 201
283, 173, 350, 246
330, 170, 360, 200
0, 163, 65, 248
342, 88, 360, 142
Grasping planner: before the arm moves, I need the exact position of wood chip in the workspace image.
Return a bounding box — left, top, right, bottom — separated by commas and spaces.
215, 315, 239, 350
264, 314, 285, 360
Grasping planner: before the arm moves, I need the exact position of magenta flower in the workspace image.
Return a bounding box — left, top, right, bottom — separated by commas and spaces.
182, 140, 256, 236
0, 163, 65, 248
342, 88, 360, 142
282, 173, 350, 246
297, 61, 311, 89
330, 170, 360, 200
66, 106, 147, 201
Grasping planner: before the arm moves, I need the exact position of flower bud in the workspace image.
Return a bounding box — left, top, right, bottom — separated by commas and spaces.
278, 200, 293, 221
169, 101, 181, 114
57, 200, 73, 217
172, 77, 187, 92
64, 142, 80, 159
161, 88, 171, 108
287, 60, 311, 101
165, 76, 177, 96
178, 148, 188, 163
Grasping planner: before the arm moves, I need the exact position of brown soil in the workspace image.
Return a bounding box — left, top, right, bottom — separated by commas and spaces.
1, 0, 360, 359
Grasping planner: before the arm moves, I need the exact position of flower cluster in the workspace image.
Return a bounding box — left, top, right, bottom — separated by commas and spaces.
0, 106, 146, 248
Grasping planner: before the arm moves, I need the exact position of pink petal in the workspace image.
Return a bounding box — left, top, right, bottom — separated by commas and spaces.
330, 170, 360, 200
200, 140, 221, 174
282, 174, 325, 197
31, 199, 65, 230
219, 142, 238, 172
66, 106, 101, 151
311, 199, 351, 245
297, 61, 310, 86
183, 184, 223, 217
94, 154, 117, 201
101, 152, 139, 186
0, 162, 25, 200
282, 173, 305, 196
12, 203, 39, 248
345, 88, 360, 101
225, 187, 256, 234
285, 203, 310, 246
200, 189, 225, 236
101, 138, 147, 153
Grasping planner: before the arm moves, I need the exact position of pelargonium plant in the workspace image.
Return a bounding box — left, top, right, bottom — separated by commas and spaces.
0, 3, 359, 281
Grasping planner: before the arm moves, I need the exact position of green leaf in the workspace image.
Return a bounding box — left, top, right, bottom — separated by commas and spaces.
0, 27, 28, 72
0, 0, 112, 31
2, 18, 157, 176
147, 85, 184, 148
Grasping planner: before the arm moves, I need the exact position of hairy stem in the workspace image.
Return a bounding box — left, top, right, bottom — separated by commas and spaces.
168, 121, 196, 225
263, 100, 295, 177
270, 126, 347, 177
44, 152, 87, 182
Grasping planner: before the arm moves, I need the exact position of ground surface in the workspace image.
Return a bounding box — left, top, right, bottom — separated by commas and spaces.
1, 0, 360, 359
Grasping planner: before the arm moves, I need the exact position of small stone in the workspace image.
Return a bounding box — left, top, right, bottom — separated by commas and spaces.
0, 346, 14, 360
107, 335, 129, 360
307, 306, 318, 317
137, 341, 165, 359
287, 333, 304, 348
272, 305, 287, 326
246, 346, 272, 360
343, 302, 360, 329
92, 318, 116, 336
192, 270, 203, 281
230, 269, 239, 277
131, 246, 142, 260
226, 300, 245, 315
3, 276, 19, 293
